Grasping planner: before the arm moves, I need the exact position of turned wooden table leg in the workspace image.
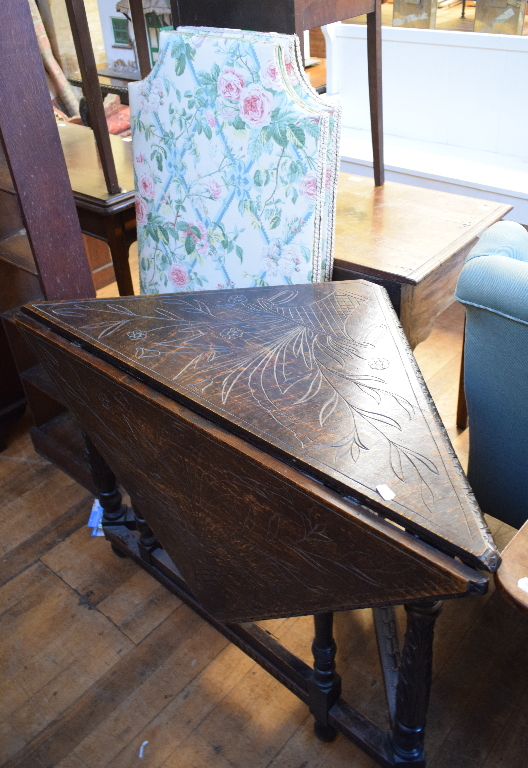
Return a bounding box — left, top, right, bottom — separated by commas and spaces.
105, 214, 135, 297
310, 611, 342, 742
391, 599, 442, 763
83, 432, 126, 524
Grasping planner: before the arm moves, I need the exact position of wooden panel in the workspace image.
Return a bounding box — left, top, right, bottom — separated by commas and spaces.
171, 0, 374, 35
20, 366, 66, 427
309, 27, 326, 58
18, 315, 489, 623
21, 281, 498, 570
399, 239, 473, 350
0, 319, 25, 448
0, 188, 24, 238
172, 0, 295, 34
0, 232, 38, 277
300, 0, 375, 29
83, 235, 115, 291
333, 173, 512, 285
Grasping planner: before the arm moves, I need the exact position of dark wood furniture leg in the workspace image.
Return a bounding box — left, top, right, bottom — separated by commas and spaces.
367, 0, 384, 187
456, 317, 468, 429
84, 432, 132, 558
0, 1, 94, 301
83, 432, 127, 523
104, 213, 135, 296
0, 322, 26, 450
374, 606, 401, 722
391, 599, 442, 763
129, 0, 153, 78
133, 505, 160, 564
310, 612, 341, 742
98, 509, 451, 768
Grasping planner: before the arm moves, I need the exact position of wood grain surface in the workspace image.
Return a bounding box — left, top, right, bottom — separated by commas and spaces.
333, 174, 511, 285
17, 314, 488, 624
0, 0, 94, 302
21, 281, 498, 571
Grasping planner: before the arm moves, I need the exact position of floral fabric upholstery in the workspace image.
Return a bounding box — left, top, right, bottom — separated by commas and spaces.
179, 27, 342, 282
129, 28, 340, 294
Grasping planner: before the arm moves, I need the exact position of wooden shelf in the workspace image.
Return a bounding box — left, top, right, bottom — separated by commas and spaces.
0, 230, 38, 275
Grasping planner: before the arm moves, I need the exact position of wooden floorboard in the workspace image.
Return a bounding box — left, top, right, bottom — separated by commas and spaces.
2, 297, 525, 768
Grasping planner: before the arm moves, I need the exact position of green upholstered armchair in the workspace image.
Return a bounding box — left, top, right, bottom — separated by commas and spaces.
455, 220, 528, 529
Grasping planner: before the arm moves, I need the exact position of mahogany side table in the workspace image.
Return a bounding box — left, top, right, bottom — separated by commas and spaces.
17, 280, 499, 767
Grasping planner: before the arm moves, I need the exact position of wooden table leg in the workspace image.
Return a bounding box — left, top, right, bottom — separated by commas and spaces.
366, 0, 384, 187
133, 504, 160, 564
456, 316, 468, 429
104, 213, 135, 296
83, 431, 127, 519
391, 599, 442, 763
310, 611, 341, 742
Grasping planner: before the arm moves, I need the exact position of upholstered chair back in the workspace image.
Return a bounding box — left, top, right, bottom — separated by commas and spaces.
129, 29, 339, 295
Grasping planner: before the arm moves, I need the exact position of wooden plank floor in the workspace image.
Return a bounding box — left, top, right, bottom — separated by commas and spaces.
2, 294, 528, 768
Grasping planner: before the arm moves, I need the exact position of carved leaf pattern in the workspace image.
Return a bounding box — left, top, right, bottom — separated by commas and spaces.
27, 280, 501, 569
37, 286, 448, 518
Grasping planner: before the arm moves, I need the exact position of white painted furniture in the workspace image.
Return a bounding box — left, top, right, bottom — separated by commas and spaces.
322, 23, 528, 222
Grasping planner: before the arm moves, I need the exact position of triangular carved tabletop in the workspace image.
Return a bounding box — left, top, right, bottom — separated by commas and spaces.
23, 280, 498, 571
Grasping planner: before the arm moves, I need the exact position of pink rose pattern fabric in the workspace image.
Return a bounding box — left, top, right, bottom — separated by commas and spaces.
177, 27, 341, 282
130, 30, 337, 294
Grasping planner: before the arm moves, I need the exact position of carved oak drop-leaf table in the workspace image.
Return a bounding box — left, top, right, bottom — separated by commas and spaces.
17, 280, 499, 768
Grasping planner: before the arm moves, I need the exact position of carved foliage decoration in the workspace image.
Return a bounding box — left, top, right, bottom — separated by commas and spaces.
25, 281, 498, 570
